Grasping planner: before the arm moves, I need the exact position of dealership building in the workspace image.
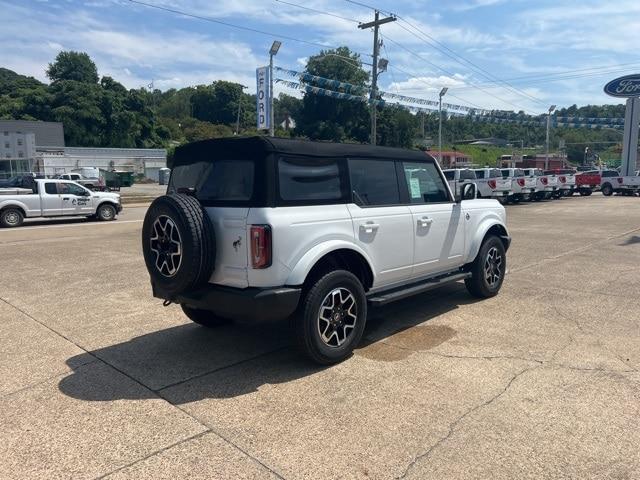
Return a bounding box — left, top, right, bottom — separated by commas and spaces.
0, 120, 166, 180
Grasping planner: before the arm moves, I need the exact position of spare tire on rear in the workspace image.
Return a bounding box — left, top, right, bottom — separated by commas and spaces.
142, 193, 215, 297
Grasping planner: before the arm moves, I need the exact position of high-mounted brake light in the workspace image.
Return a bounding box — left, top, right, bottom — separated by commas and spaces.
488, 179, 497, 189
250, 225, 272, 269
517, 178, 525, 187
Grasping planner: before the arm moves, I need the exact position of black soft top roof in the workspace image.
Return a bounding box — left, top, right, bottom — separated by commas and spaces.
170, 136, 435, 168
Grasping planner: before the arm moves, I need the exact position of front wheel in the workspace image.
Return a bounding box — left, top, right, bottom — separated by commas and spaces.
465, 235, 506, 298
295, 270, 367, 365
602, 183, 613, 196
97, 203, 117, 221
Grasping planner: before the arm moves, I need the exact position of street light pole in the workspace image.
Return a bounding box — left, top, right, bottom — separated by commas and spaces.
439, 87, 448, 165
269, 41, 281, 137
545, 104, 556, 170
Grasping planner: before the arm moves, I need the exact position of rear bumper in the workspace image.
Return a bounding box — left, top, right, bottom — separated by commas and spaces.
153, 283, 302, 323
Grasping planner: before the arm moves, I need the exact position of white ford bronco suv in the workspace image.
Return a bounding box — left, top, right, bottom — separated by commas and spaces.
142, 137, 510, 364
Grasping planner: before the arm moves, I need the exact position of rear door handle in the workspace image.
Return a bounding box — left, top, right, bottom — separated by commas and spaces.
360, 222, 380, 233
418, 217, 433, 227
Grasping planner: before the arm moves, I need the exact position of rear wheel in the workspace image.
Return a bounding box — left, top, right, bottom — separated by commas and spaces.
181, 304, 230, 327
295, 270, 367, 365
602, 183, 613, 196
465, 235, 506, 298
0, 208, 24, 228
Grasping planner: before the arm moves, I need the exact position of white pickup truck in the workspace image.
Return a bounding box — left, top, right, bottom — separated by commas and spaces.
443, 168, 476, 197
545, 169, 576, 197
500, 168, 536, 202
473, 168, 512, 202
0, 179, 122, 227
523, 168, 558, 200
600, 170, 640, 196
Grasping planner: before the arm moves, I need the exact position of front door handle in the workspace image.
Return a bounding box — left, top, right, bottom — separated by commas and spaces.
360, 222, 380, 233
63, 197, 70, 200
418, 217, 433, 227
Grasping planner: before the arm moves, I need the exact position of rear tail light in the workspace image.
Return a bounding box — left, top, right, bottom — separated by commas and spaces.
559, 176, 566, 183
488, 179, 497, 189
250, 225, 272, 269
517, 178, 525, 187
541, 177, 548, 185
617, 177, 623, 184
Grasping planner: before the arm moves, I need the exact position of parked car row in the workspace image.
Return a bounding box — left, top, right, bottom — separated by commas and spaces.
443, 167, 640, 203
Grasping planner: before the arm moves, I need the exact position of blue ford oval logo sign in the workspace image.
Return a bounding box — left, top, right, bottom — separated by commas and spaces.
604, 74, 640, 97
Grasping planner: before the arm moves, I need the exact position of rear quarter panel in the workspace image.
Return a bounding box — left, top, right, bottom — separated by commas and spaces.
246, 205, 355, 288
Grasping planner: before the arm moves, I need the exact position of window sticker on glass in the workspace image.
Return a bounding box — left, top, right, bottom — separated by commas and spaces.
410, 177, 422, 199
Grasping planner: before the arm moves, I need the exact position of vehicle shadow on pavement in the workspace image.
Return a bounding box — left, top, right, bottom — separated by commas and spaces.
58, 282, 480, 403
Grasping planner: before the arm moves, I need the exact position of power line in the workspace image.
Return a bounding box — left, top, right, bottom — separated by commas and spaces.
382, 35, 535, 113
393, 21, 548, 108
274, 0, 359, 23
127, 0, 369, 56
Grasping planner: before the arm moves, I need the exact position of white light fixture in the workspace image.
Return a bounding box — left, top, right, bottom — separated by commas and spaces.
270, 41, 282, 56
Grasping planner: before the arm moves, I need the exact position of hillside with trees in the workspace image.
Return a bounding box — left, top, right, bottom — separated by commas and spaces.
0, 49, 629, 164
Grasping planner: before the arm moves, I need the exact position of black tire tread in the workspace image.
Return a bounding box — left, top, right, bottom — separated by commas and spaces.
464, 235, 506, 299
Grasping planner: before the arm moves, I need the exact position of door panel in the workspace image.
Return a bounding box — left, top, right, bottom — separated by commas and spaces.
60, 183, 93, 215
409, 203, 465, 276
41, 182, 62, 216
401, 161, 465, 277
347, 204, 414, 287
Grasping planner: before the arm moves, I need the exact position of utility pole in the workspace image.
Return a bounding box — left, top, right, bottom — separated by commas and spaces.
359, 11, 396, 145
545, 104, 556, 170
438, 87, 448, 165
235, 84, 248, 135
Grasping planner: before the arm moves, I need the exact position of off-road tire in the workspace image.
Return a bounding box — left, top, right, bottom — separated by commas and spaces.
142, 194, 215, 297
295, 270, 367, 365
465, 235, 506, 298
601, 183, 613, 196
96, 203, 116, 221
0, 208, 24, 228
181, 304, 230, 327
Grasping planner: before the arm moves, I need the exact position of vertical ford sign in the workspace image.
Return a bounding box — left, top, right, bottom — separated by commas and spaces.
604, 74, 640, 176
256, 67, 270, 130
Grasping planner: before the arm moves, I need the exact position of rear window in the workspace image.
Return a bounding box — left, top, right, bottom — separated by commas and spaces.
514, 169, 525, 177
170, 160, 254, 202
459, 169, 476, 180
489, 169, 502, 178
277, 156, 345, 203
500, 169, 510, 178
475, 170, 485, 179
443, 170, 455, 180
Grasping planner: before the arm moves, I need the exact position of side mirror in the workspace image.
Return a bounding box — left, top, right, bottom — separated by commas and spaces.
455, 182, 476, 203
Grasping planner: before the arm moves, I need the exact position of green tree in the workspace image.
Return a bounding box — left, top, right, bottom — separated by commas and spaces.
297, 47, 370, 143
46, 51, 99, 84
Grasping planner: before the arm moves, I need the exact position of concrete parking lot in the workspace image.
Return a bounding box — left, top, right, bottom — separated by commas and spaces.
1, 194, 639, 479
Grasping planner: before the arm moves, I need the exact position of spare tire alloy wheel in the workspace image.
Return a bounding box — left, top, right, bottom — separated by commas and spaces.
318, 287, 358, 348
150, 215, 182, 277
142, 194, 215, 297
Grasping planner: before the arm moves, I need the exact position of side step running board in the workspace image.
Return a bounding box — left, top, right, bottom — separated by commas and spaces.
367, 272, 471, 306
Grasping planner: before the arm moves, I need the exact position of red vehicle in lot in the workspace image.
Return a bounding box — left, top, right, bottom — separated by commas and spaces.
575, 170, 604, 196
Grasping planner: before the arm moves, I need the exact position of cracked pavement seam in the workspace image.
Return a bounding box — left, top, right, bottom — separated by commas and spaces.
395, 364, 540, 479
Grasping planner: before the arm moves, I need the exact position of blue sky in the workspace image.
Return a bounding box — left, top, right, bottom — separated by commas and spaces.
2, 0, 640, 114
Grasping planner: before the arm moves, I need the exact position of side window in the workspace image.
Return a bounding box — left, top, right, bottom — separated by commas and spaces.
443, 171, 454, 181
348, 159, 400, 206
402, 162, 450, 204
44, 183, 57, 195
277, 156, 344, 203
66, 183, 87, 195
